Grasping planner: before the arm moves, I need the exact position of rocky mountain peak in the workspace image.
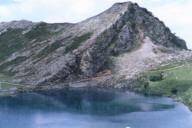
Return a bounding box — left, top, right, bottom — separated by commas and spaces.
0, 2, 188, 87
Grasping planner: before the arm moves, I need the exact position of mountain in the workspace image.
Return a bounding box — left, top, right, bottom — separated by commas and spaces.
0, 2, 191, 89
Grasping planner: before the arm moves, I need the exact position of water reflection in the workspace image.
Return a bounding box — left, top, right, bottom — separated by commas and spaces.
0, 88, 192, 128
0, 88, 175, 115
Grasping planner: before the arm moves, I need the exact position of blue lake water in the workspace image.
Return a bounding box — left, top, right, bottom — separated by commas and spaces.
0, 88, 192, 128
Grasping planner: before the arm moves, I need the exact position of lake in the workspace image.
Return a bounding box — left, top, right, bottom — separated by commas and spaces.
0, 88, 192, 128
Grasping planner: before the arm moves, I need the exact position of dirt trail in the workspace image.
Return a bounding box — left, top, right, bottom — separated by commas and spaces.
150, 64, 190, 72
0, 82, 25, 87
68, 74, 111, 84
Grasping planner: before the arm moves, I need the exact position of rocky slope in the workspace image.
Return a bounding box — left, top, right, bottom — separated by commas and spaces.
0, 2, 190, 88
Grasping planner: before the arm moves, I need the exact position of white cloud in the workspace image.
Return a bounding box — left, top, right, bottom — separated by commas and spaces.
0, 0, 99, 23
0, 6, 11, 18
13, 0, 23, 2
70, 0, 96, 14
42, 0, 69, 2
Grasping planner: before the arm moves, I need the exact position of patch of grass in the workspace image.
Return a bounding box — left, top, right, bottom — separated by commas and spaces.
22, 67, 36, 77
34, 40, 63, 61
0, 28, 26, 62
140, 64, 192, 109
149, 80, 192, 95
0, 57, 27, 70
0, 73, 20, 83
0, 82, 16, 89
33, 36, 72, 63
25, 22, 56, 41
0, 73, 10, 81
64, 32, 92, 54
181, 88, 192, 108
151, 59, 192, 71
0, 72, 26, 91
0, 73, 21, 90
149, 72, 163, 81
0, 57, 27, 76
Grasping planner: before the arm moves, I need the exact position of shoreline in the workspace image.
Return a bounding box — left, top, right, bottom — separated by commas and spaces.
124, 87, 192, 112
1, 83, 191, 112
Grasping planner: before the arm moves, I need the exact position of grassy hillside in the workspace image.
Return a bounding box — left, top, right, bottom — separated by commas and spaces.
0, 28, 26, 62
0, 73, 26, 96
135, 60, 192, 110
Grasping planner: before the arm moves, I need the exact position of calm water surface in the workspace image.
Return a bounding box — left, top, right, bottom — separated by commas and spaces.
0, 88, 192, 128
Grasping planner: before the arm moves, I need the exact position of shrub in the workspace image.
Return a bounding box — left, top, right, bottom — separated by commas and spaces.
144, 80, 149, 89
171, 88, 177, 94
25, 22, 52, 41
149, 73, 163, 81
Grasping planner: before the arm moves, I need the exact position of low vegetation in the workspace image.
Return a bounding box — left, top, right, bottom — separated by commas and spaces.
135, 60, 192, 110
0, 28, 26, 62
0, 57, 27, 76
25, 22, 56, 41
0, 73, 26, 95
0, 57, 27, 71
64, 32, 92, 54
34, 40, 63, 62
0, 82, 16, 89
151, 59, 192, 71
0, 73, 15, 89
148, 72, 163, 81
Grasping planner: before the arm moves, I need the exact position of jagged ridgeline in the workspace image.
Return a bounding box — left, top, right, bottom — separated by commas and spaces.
0, 2, 187, 86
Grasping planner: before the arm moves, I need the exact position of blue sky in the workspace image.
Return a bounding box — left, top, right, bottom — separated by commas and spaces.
0, 0, 191, 49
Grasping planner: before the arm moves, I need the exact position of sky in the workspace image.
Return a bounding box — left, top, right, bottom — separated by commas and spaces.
0, 0, 191, 49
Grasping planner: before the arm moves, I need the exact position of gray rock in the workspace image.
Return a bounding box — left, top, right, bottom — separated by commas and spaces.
0, 2, 188, 87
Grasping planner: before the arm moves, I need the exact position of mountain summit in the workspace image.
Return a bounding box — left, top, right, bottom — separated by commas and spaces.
0, 2, 190, 87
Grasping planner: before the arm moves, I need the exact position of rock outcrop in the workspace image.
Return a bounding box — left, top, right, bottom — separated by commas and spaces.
0, 2, 188, 87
